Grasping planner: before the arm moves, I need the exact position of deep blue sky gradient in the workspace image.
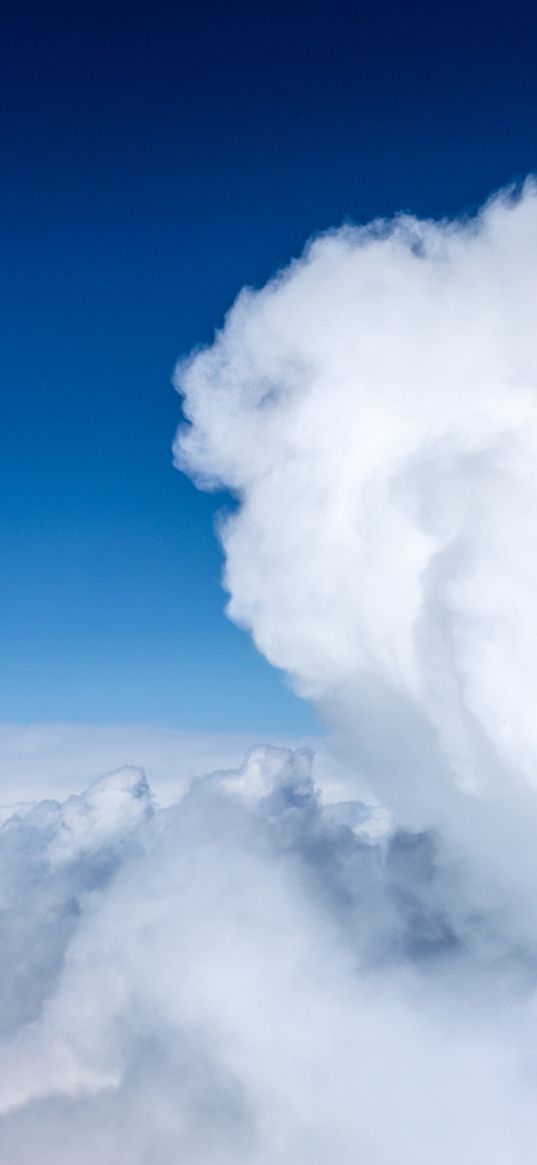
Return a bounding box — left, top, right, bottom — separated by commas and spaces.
2, 0, 536, 729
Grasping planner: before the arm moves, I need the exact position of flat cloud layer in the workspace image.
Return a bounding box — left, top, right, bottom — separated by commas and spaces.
3, 182, 537, 1161
0, 722, 317, 805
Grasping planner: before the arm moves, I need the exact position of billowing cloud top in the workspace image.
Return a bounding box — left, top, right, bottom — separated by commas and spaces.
176, 181, 537, 928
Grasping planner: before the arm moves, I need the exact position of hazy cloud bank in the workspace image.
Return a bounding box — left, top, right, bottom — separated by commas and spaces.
1, 748, 536, 1163
0, 722, 319, 806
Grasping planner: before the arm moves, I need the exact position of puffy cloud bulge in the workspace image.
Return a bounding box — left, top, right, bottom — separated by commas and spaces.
177, 182, 537, 775
176, 181, 537, 928
3, 182, 537, 1161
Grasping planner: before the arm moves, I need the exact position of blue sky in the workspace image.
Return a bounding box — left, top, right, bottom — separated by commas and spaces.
2, 0, 536, 732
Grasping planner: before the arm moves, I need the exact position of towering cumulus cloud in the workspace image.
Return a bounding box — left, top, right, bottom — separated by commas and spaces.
176, 181, 537, 939
3, 183, 537, 1162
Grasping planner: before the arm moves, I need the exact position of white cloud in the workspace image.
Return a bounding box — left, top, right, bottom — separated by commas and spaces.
176, 180, 537, 937
3, 181, 537, 1160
